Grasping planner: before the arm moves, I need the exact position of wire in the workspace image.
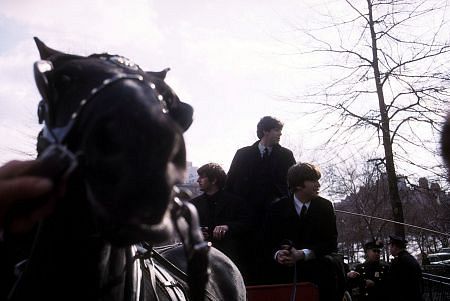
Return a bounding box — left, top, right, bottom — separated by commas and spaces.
335, 209, 450, 237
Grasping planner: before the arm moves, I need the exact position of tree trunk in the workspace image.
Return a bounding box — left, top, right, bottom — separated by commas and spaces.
367, 0, 405, 238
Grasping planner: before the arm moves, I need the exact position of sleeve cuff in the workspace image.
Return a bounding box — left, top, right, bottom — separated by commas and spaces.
302, 249, 315, 261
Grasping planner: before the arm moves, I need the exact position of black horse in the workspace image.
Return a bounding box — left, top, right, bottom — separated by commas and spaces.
8, 38, 245, 301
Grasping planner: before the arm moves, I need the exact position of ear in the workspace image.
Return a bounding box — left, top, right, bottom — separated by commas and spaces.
34, 37, 64, 59
146, 68, 170, 80
34, 60, 53, 100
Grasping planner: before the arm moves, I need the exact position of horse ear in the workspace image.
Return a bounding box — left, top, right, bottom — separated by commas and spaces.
34, 60, 53, 101
146, 68, 170, 80
34, 37, 64, 59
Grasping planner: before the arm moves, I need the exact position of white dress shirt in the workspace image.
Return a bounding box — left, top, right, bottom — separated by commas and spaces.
258, 143, 272, 158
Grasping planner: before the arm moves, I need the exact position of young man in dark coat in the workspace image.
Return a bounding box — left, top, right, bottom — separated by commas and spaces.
347, 240, 390, 301
190, 163, 250, 271
265, 163, 341, 301
387, 235, 424, 301
226, 116, 296, 283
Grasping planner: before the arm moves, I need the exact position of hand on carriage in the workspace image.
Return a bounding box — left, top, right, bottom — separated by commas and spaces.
0, 160, 57, 235
276, 245, 305, 266
213, 225, 229, 240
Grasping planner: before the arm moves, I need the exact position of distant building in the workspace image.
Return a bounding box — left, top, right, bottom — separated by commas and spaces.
177, 161, 201, 198
184, 161, 199, 184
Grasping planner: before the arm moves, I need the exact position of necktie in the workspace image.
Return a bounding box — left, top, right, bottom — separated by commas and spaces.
262, 147, 269, 160
299, 204, 307, 220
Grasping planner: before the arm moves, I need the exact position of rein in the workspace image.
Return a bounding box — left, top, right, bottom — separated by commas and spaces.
170, 190, 211, 301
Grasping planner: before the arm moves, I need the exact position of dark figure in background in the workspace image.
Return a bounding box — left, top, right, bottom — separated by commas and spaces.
347, 241, 390, 301
226, 116, 295, 283
190, 163, 250, 271
387, 235, 424, 301
265, 163, 341, 301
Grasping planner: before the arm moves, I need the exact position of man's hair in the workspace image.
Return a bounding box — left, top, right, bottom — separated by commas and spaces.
256, 116, 283, 139
197, 163, 227, 189
287, 163, 321, 193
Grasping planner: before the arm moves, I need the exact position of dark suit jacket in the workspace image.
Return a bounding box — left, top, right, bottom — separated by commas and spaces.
266, 196, 338, 257
226, 141, 295, 222
190, 190, 250, 266
264, 195, 338, 284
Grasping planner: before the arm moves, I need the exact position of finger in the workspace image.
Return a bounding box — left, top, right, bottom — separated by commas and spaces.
0, 160, 42, 179
213, 227, 219, 236
0, 177, 53, 203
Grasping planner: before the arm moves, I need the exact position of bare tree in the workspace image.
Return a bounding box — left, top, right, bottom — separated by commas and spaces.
329, 159, 391, 258
331, 159, 450, 262
289, 0, 450, 238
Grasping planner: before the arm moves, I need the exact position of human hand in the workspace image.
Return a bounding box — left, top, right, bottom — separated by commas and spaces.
201, 226, 209, 240
213, 225, 229, 240
0, 160, 57, 235
347, 271, 360, 278
276, 247, 303, 266
365, 279, 375, 288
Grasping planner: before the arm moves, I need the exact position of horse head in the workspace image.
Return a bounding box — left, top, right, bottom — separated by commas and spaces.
33, 37, 193, 245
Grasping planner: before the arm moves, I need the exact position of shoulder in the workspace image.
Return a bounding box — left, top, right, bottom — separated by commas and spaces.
314, 196, 334, 208
239, 142, 259, 152
269, 196, 292, 212
404, 252, 421, 266
221, 190, 244, 203
234, 142, 259, 156
273, 144, 294, 156
190, 194, 206, 205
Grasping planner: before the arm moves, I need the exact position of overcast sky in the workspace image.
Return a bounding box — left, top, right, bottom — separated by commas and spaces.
0, 0, 328, 169
0, 0, 445, 190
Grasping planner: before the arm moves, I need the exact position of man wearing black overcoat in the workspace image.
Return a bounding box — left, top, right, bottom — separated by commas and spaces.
226, 116, 296, 283
387, 235, 424, 301
265, 163, 341, 301
190, 163, 250, 272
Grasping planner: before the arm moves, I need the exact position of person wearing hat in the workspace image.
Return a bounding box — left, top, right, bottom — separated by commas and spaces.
387, 235, 424, 301
347, 240, 390, 301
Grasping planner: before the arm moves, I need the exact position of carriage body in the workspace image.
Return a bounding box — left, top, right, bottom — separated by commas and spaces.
247, 283, 319, 301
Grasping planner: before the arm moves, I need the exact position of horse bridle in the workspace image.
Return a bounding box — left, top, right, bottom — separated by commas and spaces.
33, 56, 211, 301
34, 55, 172, 203
35, 56, 170, 146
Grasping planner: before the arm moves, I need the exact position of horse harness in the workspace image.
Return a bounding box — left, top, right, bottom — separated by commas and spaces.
33, 55, 211, 301
133, 244, 188, 301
